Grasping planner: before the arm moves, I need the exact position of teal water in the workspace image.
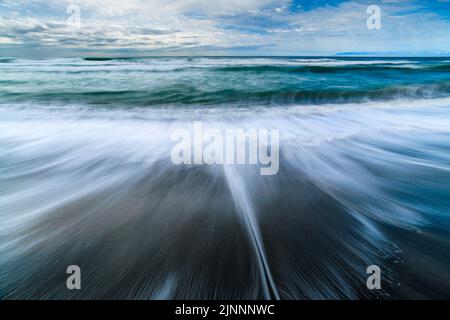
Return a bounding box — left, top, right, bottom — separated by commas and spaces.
0, 57, 450, 299
0, 57, 450, 107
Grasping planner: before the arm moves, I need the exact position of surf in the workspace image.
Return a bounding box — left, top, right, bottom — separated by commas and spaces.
1, 57, 450, 299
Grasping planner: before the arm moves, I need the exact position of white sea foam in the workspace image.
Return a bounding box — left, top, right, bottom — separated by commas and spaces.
1, 58, 450, 299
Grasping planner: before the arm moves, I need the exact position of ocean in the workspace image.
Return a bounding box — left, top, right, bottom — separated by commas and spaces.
1, 56, 449, 299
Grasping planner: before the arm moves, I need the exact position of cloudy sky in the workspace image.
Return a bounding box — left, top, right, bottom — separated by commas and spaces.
0, 0, 449, 57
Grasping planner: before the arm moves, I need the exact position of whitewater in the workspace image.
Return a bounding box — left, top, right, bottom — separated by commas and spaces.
1, 57, 449, 299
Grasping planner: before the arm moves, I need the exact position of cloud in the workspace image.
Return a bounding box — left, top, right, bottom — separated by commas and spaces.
252, 1, 450, 54
2, 0, 283, 17
0, 0, 449, 56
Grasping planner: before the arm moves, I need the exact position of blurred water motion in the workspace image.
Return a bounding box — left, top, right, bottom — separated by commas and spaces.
1, 57, 450, 299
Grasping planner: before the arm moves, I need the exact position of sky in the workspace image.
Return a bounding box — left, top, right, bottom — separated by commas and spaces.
0, 0, 449, 57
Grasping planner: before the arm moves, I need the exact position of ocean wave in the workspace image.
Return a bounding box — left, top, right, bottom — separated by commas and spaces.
1, 82, 449, 107
1, 57, 449, 109
0, 56, 425, 69
0, 62, 438, 74
1, 57, 450, 299
0, 58, 15, 63
1, 96, 450, 299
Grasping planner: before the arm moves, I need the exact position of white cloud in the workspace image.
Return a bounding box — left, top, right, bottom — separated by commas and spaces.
1, 0, 449, 55
258, 1, 450, 54
4, 0, 283, 17
0, 37, 20, 44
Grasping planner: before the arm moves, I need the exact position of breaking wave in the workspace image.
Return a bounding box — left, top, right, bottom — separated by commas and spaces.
1, 57, 450, 299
